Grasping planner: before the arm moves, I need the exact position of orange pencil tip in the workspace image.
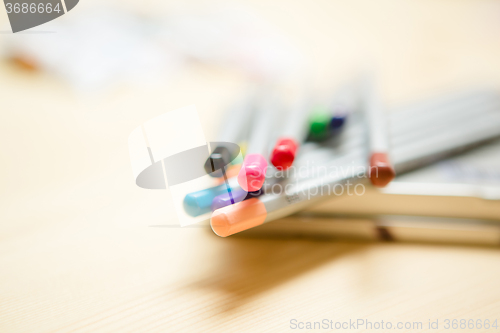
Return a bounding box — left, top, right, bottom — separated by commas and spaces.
369, 152, 396, 187
210, 198, 267, 237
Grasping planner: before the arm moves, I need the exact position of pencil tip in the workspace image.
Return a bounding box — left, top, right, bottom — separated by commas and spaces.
270, 138, 298, 170
369, 152, 396, 187
237, 154, 268, 192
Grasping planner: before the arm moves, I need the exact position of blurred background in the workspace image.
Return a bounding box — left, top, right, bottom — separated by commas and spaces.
1, 1, 500, 332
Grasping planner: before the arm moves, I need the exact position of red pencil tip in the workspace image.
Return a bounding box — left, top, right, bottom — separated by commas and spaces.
369, 152, 396, 187
270, 138, 298, 170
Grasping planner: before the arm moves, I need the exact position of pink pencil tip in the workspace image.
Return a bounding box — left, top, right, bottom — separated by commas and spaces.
237, 154, 268, 192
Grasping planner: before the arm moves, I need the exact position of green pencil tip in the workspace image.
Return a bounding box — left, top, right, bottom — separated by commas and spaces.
309, 107, 331, 140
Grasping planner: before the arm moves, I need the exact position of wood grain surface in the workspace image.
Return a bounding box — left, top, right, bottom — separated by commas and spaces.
1, 0, 500, 332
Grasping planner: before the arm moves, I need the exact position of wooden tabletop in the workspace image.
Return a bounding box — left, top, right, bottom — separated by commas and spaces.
1, 0, 500, 332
